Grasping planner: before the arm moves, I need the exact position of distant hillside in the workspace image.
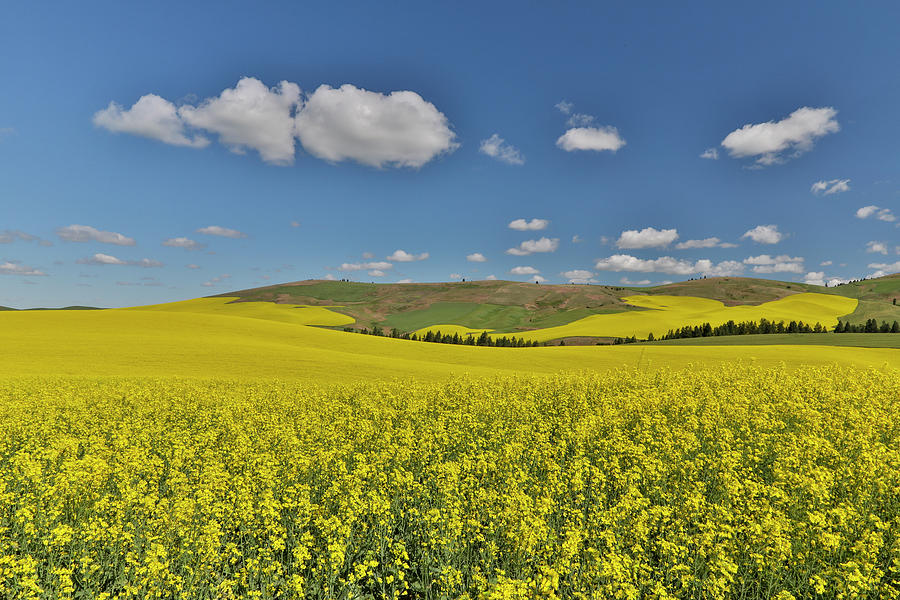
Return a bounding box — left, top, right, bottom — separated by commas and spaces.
0, 305, 103, 311
219, 274, 900, 334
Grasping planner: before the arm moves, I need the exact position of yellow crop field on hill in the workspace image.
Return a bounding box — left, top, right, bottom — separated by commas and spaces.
2, 365, 899, 598
0, 296, 894, 381
413, 323, 494, 337
506, 293, 858, 341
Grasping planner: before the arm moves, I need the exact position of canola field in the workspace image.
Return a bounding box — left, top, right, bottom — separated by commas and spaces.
502, 293, 858, 342
2, 365, 899, 598
0, 296, 895, 381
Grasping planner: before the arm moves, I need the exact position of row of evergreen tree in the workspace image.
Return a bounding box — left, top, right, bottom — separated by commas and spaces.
659, 318, 827, 340
835, 319, 900, 333
344, 326, 546, 347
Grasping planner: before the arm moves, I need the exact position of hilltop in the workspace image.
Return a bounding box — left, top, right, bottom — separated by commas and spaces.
217, 274, 900, 335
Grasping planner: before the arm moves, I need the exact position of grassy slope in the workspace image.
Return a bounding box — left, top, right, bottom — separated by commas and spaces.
1, 299, 897, 382
649, 333, 900, 348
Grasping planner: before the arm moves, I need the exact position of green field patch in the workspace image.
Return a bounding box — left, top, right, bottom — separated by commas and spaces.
381, 302, 530, 332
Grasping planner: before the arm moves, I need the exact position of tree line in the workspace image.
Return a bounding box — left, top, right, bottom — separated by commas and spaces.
657, 318, 827, 341
835, 318, 900, 333
343, 326, 546, 347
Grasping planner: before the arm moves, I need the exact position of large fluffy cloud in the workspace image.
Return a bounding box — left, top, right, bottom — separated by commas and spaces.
594, 254, 743, 276
479, 134, 524, 165
96, 79, 458, 168
295, 84, 458, 168
506, 237, 559, 256
616, 227, 678, 249
720, 106, 839, 165
741, 224, 783, 244
93, 94, 210, 148
556, 126, 625, 153
56, 224, 135, 246
178, 78, 301, 165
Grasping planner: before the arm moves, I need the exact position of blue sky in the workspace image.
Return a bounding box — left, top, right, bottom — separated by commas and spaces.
1, 1, 898, 307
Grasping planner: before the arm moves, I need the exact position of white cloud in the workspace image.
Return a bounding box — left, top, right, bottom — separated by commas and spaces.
295, 84, 458, 168
532, 275, 547, 283
811, 179, 850, 195
396, 278, 414, 284
196, 225, 247, 238
177, 78, 301, 165
562, 269, 597, 284
466, 253, 487, 262
76, 253, 163, 267
449, 273, 462, 280
479, 134, 524, 165
56, 224, 135, 246
620, 277, 652, 285
594, 254, 744, 276
700, 148, 719, 160
866, 241, 889, 255
556, 126, 625, 153
675, 237, 736, 249
186, 264, 201, 269
361, 252, 374, 259
720, 106, 840, 165
616, 227, 678, 249
93, 94, 210, 148
387, 249, 429, 262
506, 237, 559, 256
202, 274, 231, 287
322, 273, 337, 280
803, 271, 826, 286
508, 218, 548, 231
0, 230, 38, 244
0, 261, 46, 276
855, 205, 896, 222
867, 261, 900, 275
368, 269, 386, 277
339, 261, 393, 272
743, 254, 804, 273
555, 100, 573, 115
572, 234, 582, 243
162, 237, 205, 250
510, 266, 540, 275
820, 260, 833, 266
485, 274, 497, 280
742, 224, 783, 244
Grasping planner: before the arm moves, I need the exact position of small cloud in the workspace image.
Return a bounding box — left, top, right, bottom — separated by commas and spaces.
290, 221, 301, 228
0, 261, 47, 276
196, 225, 247, 238
743, 254, 804, 273
485, 274, 497, 280
0, 229, 40, 244
361, 252, 374, 259
867, 261, 900, 275
506, 237, 559, 256
803, 271, 826, 286
162, 237, 206, 250
675, 237, 736, 249
742, 224, 783, 244
594, 255, 744, 277
396, 278, 414, 284
562, 269, 597, 284
532, 275, 547, 283
509, 266, 539, 275
855, 205, 895, 222
811, 179, 850, 195
368, 269, 386, 277
720, 106, 839, 166
556, 126, 625, 153
339, 261, 393, 272
479, 134, 525, 165
466, 253, 487, 262
508, 218, 548, 231
572, 234, 582, 243
387, 249, 429, 262
93, 94, 210, 148
449, 273, 462, 280
186, 264, 201, 269
616, 227, 678, 249
566, 113, 595, 127
322, 273, 337, 280
555, 100, 573, 115
866, 241, 889, 255
76, 253, 163, 267
700, 148, 719, 160
56, 224, 135, 246
201, 273, 231, 287
620, 277, 652, 285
